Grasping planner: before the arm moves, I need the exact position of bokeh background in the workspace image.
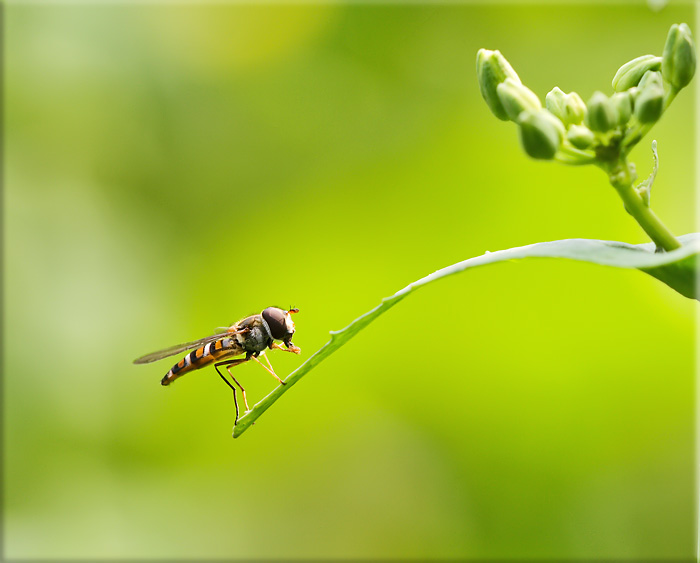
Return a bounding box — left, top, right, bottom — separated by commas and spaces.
5, 2, 697, 560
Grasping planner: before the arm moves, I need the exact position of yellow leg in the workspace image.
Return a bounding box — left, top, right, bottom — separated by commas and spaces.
215, 357, 251, 425
252, 353, 286, 386
226, 364, 251, 413
269, 341, 301, 354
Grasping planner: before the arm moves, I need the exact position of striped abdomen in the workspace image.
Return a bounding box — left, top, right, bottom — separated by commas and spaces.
161, 337, 244, 386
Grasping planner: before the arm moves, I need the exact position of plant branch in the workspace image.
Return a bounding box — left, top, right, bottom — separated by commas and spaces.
605, 159, 681, 251
615, 183, 681, 251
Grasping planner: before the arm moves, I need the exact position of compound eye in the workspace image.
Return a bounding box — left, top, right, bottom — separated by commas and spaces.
262, 307, 290, 340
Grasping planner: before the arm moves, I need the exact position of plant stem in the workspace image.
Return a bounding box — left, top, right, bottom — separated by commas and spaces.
608, 160, 681, 251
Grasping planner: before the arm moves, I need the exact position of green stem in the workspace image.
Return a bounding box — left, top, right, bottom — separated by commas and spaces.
555, 143, 596, 165
607, 160, 681, 251
555, 154, 596, 166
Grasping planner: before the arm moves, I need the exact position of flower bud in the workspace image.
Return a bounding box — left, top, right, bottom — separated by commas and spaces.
476, 49, 521, 121
584, 91, 619, 132
662, 23, 696, 90
517, 109, 564, 160
638, 69, 663, 90
611, 91, 633, 125
545, 87, 566, 118
496, 78, 541, 121
634, 76, 664, 124
563, 91, 586, 126
545, 87, 586, 127
612, 54, 662, 92
566, 124, 596, 149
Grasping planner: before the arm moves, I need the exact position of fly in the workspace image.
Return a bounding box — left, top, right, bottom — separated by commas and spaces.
134, 307, 301, 425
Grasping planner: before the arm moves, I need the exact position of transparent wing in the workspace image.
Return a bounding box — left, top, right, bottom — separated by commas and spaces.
133, 329, 242, 364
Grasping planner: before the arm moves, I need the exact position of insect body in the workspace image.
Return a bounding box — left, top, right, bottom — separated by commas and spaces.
134, 307, 300, 425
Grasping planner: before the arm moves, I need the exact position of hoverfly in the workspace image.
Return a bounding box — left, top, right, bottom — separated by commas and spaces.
134, 307, 300, 425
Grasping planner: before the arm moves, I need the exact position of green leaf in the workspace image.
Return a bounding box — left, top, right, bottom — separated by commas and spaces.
233, 233, 699, 438
638, 234, 699, 298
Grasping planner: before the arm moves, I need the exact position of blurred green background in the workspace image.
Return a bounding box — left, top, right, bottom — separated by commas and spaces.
4, 2, 696, 560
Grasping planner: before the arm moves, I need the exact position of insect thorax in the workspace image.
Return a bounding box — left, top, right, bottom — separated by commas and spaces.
238, 315, 272, 354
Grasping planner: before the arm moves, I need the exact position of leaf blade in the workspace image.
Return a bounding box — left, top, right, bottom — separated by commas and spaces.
233, 234, 699, 438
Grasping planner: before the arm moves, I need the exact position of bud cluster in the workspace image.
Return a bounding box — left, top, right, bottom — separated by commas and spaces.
476, 23, 695, 163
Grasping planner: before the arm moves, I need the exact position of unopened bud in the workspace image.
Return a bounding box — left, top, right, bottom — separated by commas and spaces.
517, 109, 564, 160
496, 78, 541, 121
611, 91, 633, 125
662, 23, 696, 90
634, 75, 664, 123
612, 55, 662, 92
545, 87, 586, 127
477, 49, 521, 121
638, 69, 663, 90
563, 91, 586, 126
566, 124, 596, 149
585, 91, 619, 133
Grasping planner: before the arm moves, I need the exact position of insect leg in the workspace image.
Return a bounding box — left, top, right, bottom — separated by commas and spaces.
215, 358, 249, 425
253, 353, 286, 386
226, 366, 251, 413
269, 341, 301, 355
